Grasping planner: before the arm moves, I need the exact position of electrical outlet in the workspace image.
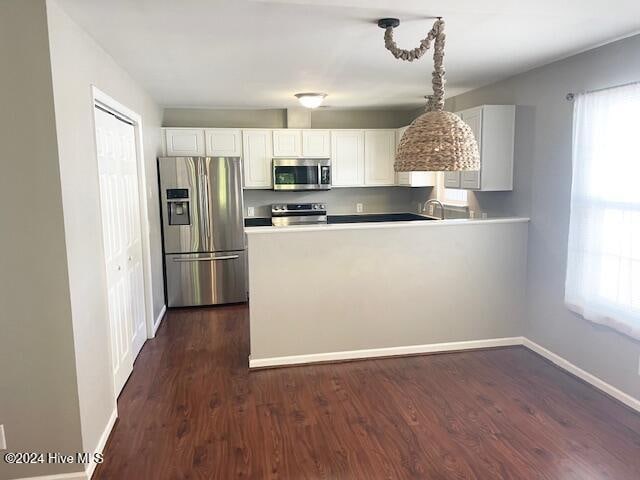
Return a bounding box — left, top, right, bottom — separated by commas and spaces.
356, 203, 363, 213
429, 205, 435, 215
0, 424, 6, 450
247, 207, 255, 217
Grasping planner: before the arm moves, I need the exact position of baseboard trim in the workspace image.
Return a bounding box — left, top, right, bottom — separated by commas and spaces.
249, 337, 524, 369
15, 471, 86, 480
522, 338, 640, 413
152, 305, 167, 336
84, 408, 117, 479
249, 336, 640, 413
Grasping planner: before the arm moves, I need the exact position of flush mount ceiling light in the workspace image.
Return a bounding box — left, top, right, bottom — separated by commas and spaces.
294, 92, 327, 109
378, 17, 480, 172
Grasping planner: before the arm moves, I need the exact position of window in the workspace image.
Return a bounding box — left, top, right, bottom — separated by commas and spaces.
565, 82, 640, 340
436, 175, 469, 207
443, 188, 468, 206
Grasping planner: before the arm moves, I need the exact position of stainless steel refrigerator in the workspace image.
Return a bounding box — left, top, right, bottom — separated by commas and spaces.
158, 156, 247, 307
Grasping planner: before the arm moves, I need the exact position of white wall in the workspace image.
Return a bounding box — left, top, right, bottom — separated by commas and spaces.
162, 107, 417, 129
447, 34, 640, 400
248, 221, 528, 361
46, 0, 164, 460
0, 2, 84, 478
244, 187, 423, 218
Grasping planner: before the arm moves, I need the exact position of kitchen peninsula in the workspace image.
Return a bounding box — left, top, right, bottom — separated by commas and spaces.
246, 216, 529, 368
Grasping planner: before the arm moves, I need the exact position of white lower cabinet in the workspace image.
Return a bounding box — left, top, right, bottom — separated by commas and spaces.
242, 130, 273, 188
331, 130, 365, 186
364, 130, 396, 186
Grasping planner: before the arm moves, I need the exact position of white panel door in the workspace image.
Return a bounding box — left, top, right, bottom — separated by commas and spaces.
164, 128, 205, 156
459, 108, 482, 189
205, 128, 242, 156
330, 130, 365, 187
272, 129, 302, 157
95, 107, 146, 396
364, 130, 396, 186
302, 130, 331, 157
242, 130, 273, 188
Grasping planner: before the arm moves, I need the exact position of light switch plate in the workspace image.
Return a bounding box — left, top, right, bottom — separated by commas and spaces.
356, 203, 363, 213
247, 207, 255, 217
0, 424, 6, 450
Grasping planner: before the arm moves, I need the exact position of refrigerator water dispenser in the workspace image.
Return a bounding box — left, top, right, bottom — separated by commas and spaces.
167, 188, 190, 225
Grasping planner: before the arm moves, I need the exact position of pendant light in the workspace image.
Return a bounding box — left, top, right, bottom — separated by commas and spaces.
378, 17, 480, 171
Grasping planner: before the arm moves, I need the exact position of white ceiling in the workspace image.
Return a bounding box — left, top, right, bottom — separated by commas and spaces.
57, 0, 640, 109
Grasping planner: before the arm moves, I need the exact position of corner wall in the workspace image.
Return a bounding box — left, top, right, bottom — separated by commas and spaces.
0, 1, 83, 478
446, 33, 640, 400
45, 0, 165, 461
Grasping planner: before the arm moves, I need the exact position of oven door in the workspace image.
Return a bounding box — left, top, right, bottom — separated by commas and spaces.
272, 159, 330, 190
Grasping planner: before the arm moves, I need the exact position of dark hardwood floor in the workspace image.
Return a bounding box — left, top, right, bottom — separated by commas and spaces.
94, 305, 640, 479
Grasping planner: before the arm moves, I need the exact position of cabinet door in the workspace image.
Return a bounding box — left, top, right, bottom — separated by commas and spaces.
444, 171, 461, 188
205, 129, 242, 157
272, 129, 302, 157
364, 130, 396, 186
461, 171, 480, 189
330, 130, 365, 187
302, 130, 331, 157
242, 130, 273, 188
459, 107, 482, 189
165, 128, 205, 156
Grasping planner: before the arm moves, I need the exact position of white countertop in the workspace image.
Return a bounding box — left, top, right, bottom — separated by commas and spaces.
244, 216, 530, 234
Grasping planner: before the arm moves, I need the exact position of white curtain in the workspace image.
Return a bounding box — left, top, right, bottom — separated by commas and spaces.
565, 82, 640, 340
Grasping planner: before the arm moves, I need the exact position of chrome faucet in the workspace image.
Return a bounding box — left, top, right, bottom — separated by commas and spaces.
423, 199, 445, 220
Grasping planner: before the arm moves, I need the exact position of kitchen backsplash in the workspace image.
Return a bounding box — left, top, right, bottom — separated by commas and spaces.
243, 187, 433, 217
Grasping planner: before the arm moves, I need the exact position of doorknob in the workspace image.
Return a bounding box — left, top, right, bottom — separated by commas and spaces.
117, 265, 122, 271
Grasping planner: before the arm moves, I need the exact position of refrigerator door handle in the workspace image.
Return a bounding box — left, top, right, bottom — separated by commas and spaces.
202, 172, 212, 239
172, 255, 240, 263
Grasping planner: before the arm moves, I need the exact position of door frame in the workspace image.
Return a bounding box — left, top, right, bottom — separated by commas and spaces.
91, 86, 157, 351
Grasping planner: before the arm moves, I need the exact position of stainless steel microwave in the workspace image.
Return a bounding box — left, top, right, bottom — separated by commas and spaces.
272, 158, 331, 191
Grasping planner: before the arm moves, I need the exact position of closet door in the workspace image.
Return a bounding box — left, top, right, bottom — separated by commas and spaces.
95, 106, 145, 396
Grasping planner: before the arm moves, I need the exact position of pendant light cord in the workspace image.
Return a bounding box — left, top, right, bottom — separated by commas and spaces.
383, 18, 446, 111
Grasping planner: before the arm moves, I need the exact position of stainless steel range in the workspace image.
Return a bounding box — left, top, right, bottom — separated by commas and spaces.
271, 203, 327, 226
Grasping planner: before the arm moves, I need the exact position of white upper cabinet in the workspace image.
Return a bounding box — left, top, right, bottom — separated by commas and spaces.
302, 130, 331, 157
164, 128, 205, 156
455, 105, 515, 191
331, 130, 365, 187
364, 130, 396, 186
395, 126, 437, 187
272, 129, 302, 157
242, 130, 273, 189
444, 171, 461, 188
205, 128, 242, 157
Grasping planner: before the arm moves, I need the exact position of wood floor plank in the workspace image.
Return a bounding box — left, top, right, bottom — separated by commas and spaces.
94, 305, 640, 479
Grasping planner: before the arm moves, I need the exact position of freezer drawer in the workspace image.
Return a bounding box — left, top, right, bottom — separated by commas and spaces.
166, 251, 247, 307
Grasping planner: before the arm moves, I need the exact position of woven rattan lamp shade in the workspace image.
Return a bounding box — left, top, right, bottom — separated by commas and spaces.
395, 110, 480, 171
380, 17, 480, 172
